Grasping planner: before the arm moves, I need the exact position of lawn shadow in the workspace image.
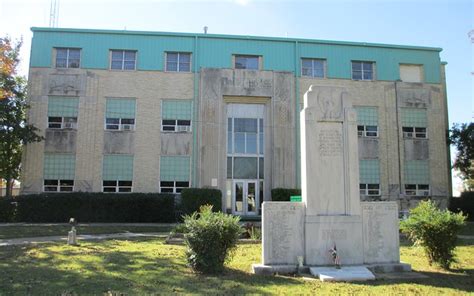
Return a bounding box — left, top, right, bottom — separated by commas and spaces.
0, 240, 301, 295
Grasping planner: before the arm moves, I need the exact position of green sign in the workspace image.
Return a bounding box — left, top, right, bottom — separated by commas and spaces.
290, 195, 302, 202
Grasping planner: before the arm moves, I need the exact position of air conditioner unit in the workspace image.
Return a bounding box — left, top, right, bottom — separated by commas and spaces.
122, 124, 134, 131
177, 125, 191, 132
63, 122, 77, 129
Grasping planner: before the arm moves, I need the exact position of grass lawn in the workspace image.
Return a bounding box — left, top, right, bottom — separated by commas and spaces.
0, 225, 173, 240
0, 238, 473, 295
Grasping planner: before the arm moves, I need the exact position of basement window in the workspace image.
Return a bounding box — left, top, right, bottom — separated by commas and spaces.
44, 180, 74, 192
103, 180, 133, 193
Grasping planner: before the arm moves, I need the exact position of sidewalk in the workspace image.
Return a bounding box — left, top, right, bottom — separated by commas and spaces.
0, 223, 177, 227
0, 232, 168, 247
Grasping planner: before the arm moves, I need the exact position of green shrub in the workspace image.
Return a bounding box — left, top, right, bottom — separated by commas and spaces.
449, 191, 474, 221
181, 188, 222, 215
183, 205, 242, 273
271, 188, 301, 201
0, 193, 175, 223
400, 200, 466, 269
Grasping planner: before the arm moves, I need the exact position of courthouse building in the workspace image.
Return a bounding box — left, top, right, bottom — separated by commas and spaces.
22, 27, 451, 215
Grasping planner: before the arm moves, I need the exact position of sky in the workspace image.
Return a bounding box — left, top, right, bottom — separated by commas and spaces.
0, 0, 472, 195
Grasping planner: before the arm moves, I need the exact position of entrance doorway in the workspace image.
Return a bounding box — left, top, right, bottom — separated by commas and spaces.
232, 180, 258, 215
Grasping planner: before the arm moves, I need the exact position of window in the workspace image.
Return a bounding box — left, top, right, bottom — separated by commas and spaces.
105, 118, 135, 131
160, 181, 190, 193
352, 61, 374, 80
405, 184, 430, 196
160, 156, 191, 194
401, 108, 427, 138
56, 48, 80, 68
402, 127, 427, 139
161, 100, 192, 132
359, 184, 380, 196
43, 154, 76, 189
105, 98, 136, 131
48, 97, 79, 129
103, 180, 132, 193
48, 117, 78, 129
44, 179, 74, 192
234, 55, 259, 70
166, 52, 191, 72
162, 119, 191, 132
111, 50, 136, 70
400, 64, 423, 83
103, 155, 134, 191
357, 125, 378, 137
301, 58, 325, 78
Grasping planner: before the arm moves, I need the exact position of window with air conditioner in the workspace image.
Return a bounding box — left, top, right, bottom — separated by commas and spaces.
48, 117, 78, 129
405, 184, 430, 196
403, 127, 426, 139
359, 183, 380, 196
161, 119, 191, 132
105, 118, 135, 131
357, 125, 378, 137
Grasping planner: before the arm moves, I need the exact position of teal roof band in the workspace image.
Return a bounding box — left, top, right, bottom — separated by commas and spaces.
30, 27, 443, 83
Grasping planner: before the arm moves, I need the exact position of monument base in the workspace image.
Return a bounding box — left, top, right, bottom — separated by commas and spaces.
310, 266, 375, 282
252, 262, 412, 278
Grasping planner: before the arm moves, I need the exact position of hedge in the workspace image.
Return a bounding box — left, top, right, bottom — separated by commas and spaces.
0, 192, 175, 223
449, 191, 474, 221
181, 188, 222, 215
271, 188, 301, 201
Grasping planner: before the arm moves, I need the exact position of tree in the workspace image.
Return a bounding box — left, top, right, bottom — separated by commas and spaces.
449, 122, 474, 191
0, 36, 43, 197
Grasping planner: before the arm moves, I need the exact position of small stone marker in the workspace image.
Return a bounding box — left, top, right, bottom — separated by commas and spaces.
67, 217, 78, 245
310, 266, 375, 282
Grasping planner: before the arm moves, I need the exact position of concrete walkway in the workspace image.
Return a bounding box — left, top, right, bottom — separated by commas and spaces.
0, 223, 177, 227
0, 232, 168, 247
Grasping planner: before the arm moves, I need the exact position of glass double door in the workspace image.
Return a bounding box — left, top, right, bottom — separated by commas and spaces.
233, 180, 258, 215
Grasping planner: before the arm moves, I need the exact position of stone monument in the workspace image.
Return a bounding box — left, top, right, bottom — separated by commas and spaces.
252, 85, 410, 280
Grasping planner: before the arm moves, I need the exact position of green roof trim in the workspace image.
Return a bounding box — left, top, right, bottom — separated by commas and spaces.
29, 27, 444, 83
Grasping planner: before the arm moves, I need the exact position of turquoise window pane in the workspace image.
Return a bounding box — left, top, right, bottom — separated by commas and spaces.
43, 154, 76, 179
106, 98, 136, 118
161, 100, 192, 120
401, 108, 427, 127
160, 156, 190, 181
355, 106, 378, 126
48, 97, 79, 117
103, 155, 134, 180
359, 159, 380, 183
404, 160, 429, 184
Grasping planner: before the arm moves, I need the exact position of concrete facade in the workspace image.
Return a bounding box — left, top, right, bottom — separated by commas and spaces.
22, 28, 451, 214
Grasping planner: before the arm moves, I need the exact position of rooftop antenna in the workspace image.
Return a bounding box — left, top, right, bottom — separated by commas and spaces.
49, 0, 60, 27
203, 26, 208, 34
